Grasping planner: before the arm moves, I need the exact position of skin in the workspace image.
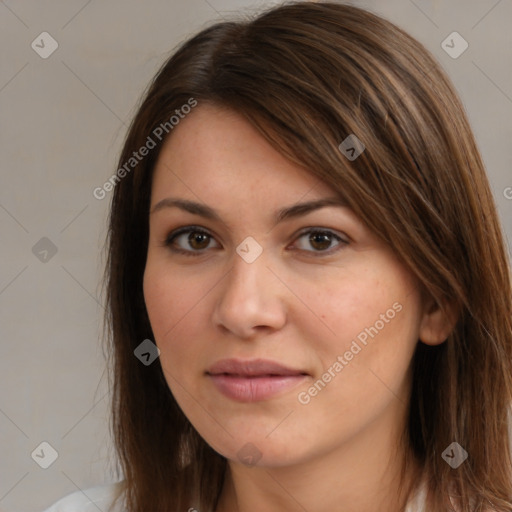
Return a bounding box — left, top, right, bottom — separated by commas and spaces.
143, 104, 453, 512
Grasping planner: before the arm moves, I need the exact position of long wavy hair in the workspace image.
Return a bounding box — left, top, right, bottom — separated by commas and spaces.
102, 2, 512, 510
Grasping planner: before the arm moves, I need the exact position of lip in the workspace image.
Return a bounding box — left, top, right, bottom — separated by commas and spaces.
206, 358, 309, 402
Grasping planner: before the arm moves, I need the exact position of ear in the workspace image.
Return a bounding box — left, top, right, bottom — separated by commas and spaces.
418, 294, 458, 346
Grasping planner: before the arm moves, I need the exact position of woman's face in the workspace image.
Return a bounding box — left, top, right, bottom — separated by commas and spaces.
143, 103, 431, 468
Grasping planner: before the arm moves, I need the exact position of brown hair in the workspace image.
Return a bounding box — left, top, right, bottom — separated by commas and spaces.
103, 2, 512, 510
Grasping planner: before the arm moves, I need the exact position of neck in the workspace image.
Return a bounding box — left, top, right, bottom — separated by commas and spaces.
215, 407, 420, 512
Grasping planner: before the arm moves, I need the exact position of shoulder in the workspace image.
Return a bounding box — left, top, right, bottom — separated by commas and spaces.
42, 481, 125, 512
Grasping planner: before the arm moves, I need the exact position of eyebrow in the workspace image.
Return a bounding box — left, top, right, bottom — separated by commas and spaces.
150, 197, 348, 223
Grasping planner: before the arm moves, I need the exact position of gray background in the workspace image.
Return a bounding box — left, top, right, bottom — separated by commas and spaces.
1, 0, 510, 510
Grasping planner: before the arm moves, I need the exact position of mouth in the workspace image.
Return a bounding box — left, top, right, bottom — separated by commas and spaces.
206, 358, 309, 402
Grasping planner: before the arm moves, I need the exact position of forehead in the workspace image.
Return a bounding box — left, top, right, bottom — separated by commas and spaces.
150, 104, 336, 204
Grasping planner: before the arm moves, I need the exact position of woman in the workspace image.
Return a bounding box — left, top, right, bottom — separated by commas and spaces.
44, 2, 512, 511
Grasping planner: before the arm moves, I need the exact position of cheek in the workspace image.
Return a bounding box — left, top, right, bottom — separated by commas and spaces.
143, 265, 206, 365
144, 262, 205, 333
291, 280, 420, 448
318, 276, 420, 402
303, 259, 421, 379
302, 271, 401, 350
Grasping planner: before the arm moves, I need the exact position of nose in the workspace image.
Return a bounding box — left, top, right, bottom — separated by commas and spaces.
212, 249, 287, 339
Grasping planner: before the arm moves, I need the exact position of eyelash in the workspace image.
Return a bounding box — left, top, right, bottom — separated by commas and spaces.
162, 225, 349, 257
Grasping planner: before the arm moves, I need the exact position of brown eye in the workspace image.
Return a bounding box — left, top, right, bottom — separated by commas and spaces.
293, 229, 348, 254
164, 227, 219, 255
309, 232, 332, 251
188, 231, 211, 250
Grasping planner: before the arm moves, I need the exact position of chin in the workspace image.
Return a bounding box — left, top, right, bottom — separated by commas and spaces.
206, 431, 313, 469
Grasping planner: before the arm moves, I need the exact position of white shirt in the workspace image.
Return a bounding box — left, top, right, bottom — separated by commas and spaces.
43, 481, 427, 511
